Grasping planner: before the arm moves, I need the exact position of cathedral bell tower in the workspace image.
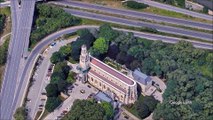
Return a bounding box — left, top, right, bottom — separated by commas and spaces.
79, 45, 90, 72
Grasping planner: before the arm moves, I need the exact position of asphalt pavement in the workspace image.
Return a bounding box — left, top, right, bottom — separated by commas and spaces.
134, 0, 213, 21
0, 1, 10, 8
64, 9, 213, 41
0, 0, 35, 119
54, 0, 213, 31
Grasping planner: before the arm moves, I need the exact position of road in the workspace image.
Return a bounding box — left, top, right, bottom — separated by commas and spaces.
0, 0, 35, 119
52, 0, 213, 31
134, 0, 213, 21
0, 1, 10, 8
64, 9, 213, 41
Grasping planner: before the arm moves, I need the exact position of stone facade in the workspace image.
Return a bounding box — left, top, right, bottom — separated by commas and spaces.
79, 45, 138, 104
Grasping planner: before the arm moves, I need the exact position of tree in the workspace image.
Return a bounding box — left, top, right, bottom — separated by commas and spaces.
0, 39, 9, 65
130, 60, 140, 70
45, 97, 62, 112
59, 45, 72, 58
128, 45, 144, 60
116, 52, 127, 65
107, 44, 120, 59
77, 28, 90, 37
99, 24, 119, 41
45, 84, 59, 97
136, 103, 150, 119
134, 96, 159, 119
50, 52, 65, 64
63, 100, 105, 120
14, 107, 26, 120
143, 96, 159, 111
101, 102, 114, 120
91, 37, 109, 56
30, 4, 81, 48
66, 71, 76, 84
0, 14, 5, 33
124, 1, 149, 9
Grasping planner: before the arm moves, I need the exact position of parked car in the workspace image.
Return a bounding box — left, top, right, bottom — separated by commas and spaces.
80, 89, 85, 94
51, 42, 56, 46
39, 105, 44, 108
62, 110, 68, 114
41, 92, 46, 95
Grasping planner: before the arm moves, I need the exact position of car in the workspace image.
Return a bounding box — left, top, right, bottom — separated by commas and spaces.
39, 105, 44, 108
87, 85, 91, 88
51, 42, 56, 46
62, 110, 68, 114
41, 92, 46, 95
124, 115, 129, 119
80, 89, 85, 94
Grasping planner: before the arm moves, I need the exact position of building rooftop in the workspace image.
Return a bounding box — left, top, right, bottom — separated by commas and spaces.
89, 70, 126, 93
133, 69, 151, 85
90, 57, 135, 85
94, 92, 112, 103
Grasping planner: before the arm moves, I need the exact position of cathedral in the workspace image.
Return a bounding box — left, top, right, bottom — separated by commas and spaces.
79, 45, 138, 104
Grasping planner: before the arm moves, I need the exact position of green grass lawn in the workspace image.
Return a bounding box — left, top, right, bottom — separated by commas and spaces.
0, 7, 11, 16
141, 7, 212, 24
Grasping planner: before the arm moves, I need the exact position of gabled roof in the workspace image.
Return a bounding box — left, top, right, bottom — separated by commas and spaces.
133, 69, 151, 85
90, 57, 135, 86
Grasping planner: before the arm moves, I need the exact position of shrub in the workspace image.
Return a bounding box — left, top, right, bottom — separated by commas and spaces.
124, 1, 149, 9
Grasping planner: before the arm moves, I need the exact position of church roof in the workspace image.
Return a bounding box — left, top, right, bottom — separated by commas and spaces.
89, 70, 126, 93
90, 57, 135, 86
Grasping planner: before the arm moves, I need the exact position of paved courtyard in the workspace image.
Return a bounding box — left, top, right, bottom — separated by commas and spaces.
45, 80, 98, 120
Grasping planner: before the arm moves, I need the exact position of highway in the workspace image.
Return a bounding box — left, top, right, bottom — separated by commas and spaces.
134, 0, 213, 21
64, 9, 213, 41
0, 1, 10, 8
14, 25, 212, 119
53, 0, 213, 31
0, 0, 35, 119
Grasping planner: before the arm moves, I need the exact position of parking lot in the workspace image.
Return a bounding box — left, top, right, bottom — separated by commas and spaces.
25, 39, 77, 119
45, 80, 98, 120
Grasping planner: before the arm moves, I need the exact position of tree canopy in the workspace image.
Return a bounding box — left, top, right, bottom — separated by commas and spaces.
45, 61, 71, 112
14, 107, 26, 120
124, 1, 149, 9
98, 24, 119, 42
0, 14, 5, 33
30, 4, 81, 48
126, 96, 159, 119
90, 37, 109, 57
63, 100, 107, 120
45, 97, 62, 112
0, 38, 9, 65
